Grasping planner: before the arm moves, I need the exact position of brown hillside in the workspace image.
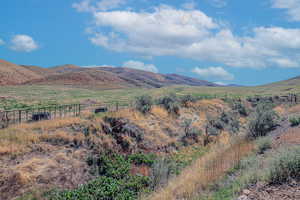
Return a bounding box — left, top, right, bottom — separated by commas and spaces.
27, 68, 132, 89
0, 59, 43, 86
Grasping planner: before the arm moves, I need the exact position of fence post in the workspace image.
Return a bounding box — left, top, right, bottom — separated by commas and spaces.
18, 110, 22, 123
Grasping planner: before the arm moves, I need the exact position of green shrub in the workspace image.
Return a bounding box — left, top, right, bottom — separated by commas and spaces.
135, 95, 153, 114
248, 103, 279, 138
47, 175, 150, 200
49, 152, 153, 200
127, 153, 156, 166
180, 95, 197, 107
220, 111, 240, 134
268, 146, 300, 184
289, 116, 300, 127
231, 101, 248, 116
157, 94, 180, 115
256, 137, 272, 154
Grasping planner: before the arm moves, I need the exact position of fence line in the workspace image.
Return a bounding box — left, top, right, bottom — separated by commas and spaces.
0, 103, 122, 129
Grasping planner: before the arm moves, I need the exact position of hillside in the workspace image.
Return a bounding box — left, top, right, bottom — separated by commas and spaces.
0, 59, 218, 88
99, 67, 218, 88
265, 75, 300, 87
0, 60, 43, 86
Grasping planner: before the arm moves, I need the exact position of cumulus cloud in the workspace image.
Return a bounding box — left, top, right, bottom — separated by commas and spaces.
181, 1, 197, 10
272, 0, 300, 21
192, 67, 234, 81
73, 0, 126, 12
123, 60, 158, 73
79, 5, 300, 68
10, 35, 38, 52
0, 38, 4, 45
208, 0, 227, 8
82, 64, 115, 68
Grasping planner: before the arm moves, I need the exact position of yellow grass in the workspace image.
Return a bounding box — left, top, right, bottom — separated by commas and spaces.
0, 117, 83, 156
147, 136, 254, 200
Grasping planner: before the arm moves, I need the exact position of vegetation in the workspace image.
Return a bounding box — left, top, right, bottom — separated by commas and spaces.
248, 103, 279, 138
289, 116, 300, 127
135, 95, 153, 114
48, 152, 154, 200
157, 94, 180, 115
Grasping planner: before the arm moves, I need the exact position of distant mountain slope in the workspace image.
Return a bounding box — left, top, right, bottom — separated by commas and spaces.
0, 60, 43, 86
99, 67, 218, 88
0, 59, 219, 88
264, 76, 300, 87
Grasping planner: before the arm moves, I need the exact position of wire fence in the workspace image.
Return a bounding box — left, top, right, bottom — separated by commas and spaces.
0, 102, 123, 129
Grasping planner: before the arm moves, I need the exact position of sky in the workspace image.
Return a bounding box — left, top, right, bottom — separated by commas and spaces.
0, 0, 300, 86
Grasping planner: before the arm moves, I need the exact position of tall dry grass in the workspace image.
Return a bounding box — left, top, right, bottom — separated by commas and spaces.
0, 117, 83, 156
147, 136, 254, 200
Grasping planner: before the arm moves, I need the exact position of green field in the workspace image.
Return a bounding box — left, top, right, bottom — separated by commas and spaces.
1, 84, 300, 110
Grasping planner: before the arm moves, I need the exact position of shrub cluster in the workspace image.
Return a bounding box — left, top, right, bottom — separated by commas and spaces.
48, 152, 155, 200
248, 103, 279, 138
268, 146, 300, 184
157, 94, 180, 115
289, 116, 300, 127
180, 95, 198, 107
135, 95, 153, 114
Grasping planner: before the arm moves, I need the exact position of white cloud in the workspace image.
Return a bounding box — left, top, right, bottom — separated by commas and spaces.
272, 0, 300, 21
214, 81, 227, 86
208, 0, 227, 8
73, 0, 126, 12
10, 35, 38, 52
123, 60, 158, 73
81, 6, 300, 69
181, 1, 197, 10
192, 67, 234, 80
0, 38, 4, 45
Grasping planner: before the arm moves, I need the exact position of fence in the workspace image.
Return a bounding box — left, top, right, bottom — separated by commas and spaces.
0, 103, 123, 129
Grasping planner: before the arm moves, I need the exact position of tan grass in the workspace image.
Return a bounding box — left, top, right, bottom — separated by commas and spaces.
147, 136, 254, 200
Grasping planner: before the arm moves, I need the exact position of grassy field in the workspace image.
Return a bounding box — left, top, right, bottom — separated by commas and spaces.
1, 84, 300, 110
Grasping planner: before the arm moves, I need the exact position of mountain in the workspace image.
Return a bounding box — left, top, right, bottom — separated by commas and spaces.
99, 67, 218, 88
265, 76, 300, 87
0, 59, 218, 88
0, 60, 43, 86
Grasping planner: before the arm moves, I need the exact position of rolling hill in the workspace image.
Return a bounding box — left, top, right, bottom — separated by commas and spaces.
0, 59, 218, 88
0, 59, 43, 86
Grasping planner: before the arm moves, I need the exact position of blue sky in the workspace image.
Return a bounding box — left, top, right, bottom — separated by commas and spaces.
0, 0, 300, 86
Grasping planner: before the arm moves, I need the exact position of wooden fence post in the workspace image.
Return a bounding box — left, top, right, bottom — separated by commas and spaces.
18, 110, 22, 123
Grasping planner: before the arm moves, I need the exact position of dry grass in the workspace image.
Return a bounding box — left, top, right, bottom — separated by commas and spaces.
147, 136, 254, 200
15, 117, 83, 131
0, 117, 83, 156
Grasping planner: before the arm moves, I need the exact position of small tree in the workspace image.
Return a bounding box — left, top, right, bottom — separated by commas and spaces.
135, 95, 153, 114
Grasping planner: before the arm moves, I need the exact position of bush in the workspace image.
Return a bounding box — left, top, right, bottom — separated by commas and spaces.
49, 152, 152, 199
157, 94, 180, 115
127, 153, 156, 166
220, 111, 240, 134
232, 101, 248, 116
268, 146, 300, 184
180, 95, 197, 107
256, 137, 272, 154
289, 116, 300, 127
248, 103, 279, 138
135, 95, 153, 114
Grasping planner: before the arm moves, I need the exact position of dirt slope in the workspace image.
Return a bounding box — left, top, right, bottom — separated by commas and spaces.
0, 60, 43, 86
0, 59, 218, 88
